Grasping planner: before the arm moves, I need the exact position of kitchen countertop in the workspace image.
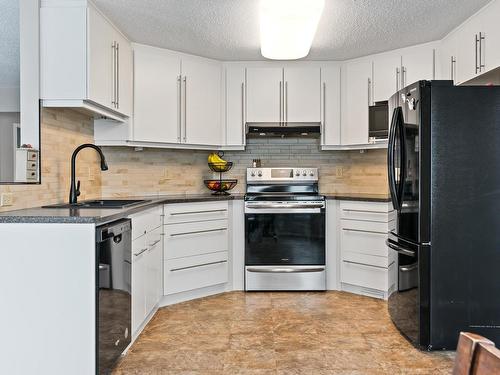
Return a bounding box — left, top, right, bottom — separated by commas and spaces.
0, 192, 390, 224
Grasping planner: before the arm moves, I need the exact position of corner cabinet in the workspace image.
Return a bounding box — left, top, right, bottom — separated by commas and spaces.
40, 0, 132, 121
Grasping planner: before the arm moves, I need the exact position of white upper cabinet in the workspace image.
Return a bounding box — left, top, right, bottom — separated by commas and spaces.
439, 32, 459, 83
181, 56, 222, 146
224, 66, 246, 147
133, 45, 182, 144
372, 53, 401, 102
341, 60, 372, 146
320, 65, 341, 147
283, 67, 321, 123
40, 0, 133, 120
246, 67, 283, 123
480, 0, 500, 76
400, 45, 435, 88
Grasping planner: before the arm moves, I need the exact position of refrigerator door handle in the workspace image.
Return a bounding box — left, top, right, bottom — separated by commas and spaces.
386, 238, 416, 257
388, 107, 402, 210
397, 108, 407, 208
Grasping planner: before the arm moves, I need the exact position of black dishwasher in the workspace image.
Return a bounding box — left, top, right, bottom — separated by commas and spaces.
96, 219, 132, 374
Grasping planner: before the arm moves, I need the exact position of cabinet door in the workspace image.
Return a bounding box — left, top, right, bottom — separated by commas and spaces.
87, 5, 114, 109
340, 60, 372, 145
114, 32, 133, 117
133, 45, 181, 143
246, 67, 283, 123
181, 56, 222, 146
283, 67, 321, 123
225, 66, 246, 147
401, 45, 435, 88
145, 227, 162, 314
480, 0, 500, 76
439, 32, 459, 83
131, 236, 147, 334
321, 66, 341, 146
373, 53, 401, 102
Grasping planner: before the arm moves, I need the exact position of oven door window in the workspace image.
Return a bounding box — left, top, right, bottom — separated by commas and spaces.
245, 213, 325, 265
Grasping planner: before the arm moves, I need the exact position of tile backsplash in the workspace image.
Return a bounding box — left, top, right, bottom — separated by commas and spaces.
0, 109, 102, 212
101, 137, 388, 197
0, 108, 388, 212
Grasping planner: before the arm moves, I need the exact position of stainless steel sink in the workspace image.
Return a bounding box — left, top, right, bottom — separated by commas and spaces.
42, 199, 151, 209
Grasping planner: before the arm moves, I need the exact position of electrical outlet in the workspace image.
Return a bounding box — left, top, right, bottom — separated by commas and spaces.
335, 166, 343, 178
1, 193, 14, 207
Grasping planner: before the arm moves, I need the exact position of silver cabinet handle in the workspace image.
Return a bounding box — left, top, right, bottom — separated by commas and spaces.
183, 76, 187, 142
396, 67, 400, 92
479, 32, 485, 71
177, 75, 182, 141
285, 81, 288, 124
450, 56, 454, 81
241, 82, 245, 145
342, 208, 385, 214
246, 203, 324, 209
149, 239, 161, 247
134, 248, 148, 257
279, 80, 282, 125
111, 42, 116, 107
170, 208, 227, 216
342, 228, 386, 235
170, 228, 227, 237
367, 78, 371, 106
116, 42, 120, 109
322, 81, 326, 145
343, 260, 389, 270
401, 66, 406, 88
247, 267, 325, 273
171, 260, 227, 272
475, 34, 479, 74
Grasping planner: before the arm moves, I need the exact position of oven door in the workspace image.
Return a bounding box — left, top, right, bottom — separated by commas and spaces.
245, 202, 326, 266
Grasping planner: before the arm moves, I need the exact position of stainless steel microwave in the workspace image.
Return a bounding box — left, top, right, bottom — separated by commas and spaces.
369, 101, 389, 140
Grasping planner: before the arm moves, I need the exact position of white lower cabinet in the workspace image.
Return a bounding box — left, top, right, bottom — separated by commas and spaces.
339, 201, 396, 299
130, 208, 163, 335
163, 201, 230, 296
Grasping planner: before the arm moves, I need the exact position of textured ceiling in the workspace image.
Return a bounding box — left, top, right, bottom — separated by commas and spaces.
0, 0, 20, 86
94, 0, 491, 61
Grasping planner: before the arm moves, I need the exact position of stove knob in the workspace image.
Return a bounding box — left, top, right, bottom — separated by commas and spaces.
309, 170, 314, 176
295, 170, 300, 176
250, 171, 255, 177
257, 170, 263, 177
302, 170, 307, 176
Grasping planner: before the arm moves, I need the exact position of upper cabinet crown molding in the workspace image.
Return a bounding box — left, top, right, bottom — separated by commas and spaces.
40, 0, 133, 121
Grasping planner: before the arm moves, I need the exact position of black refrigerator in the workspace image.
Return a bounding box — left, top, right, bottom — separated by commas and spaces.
387, 80, 500, 350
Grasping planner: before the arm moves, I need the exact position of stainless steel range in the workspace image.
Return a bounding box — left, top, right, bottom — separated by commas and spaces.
244, 167, 326, 291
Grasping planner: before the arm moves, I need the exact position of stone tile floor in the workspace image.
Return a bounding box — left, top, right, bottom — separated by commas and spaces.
113, 291, 454, 374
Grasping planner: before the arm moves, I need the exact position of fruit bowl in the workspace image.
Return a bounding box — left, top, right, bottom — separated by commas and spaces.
208, 162, 233, 173
204, 179, 238, 195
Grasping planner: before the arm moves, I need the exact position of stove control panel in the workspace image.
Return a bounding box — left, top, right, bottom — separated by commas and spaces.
247, 168, 318, 182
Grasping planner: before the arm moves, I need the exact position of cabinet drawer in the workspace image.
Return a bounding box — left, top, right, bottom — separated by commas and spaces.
342, 251, 392, 268
164, 252, 228, 295
341, 260, 389, 291
340, 201, 394, 222
27, 151, 39, 161
164, 219, 228, 259
130, 206, 163, 240
164, 201, 228, 224
340, 222, 389, 258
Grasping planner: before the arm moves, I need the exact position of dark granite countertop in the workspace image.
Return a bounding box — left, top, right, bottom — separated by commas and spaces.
0, 193, 244, 225
0, 192, 390, 224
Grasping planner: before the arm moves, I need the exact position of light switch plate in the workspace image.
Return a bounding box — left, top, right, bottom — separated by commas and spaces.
335, 166, 343, 178
1, 193, 14, 207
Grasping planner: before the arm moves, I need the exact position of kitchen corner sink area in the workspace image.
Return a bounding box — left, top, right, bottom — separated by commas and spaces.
42, 199, 151, 209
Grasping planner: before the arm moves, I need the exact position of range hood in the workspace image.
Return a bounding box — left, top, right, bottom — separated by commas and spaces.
246, 123, 321, 137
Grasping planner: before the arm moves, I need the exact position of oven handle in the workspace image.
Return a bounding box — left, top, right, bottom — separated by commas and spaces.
245, 203, 325, 209
246, 267, 325, 273
245, 208, 323, 214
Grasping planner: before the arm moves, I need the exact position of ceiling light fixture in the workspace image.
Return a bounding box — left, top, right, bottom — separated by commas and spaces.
260, 0, 325, 60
